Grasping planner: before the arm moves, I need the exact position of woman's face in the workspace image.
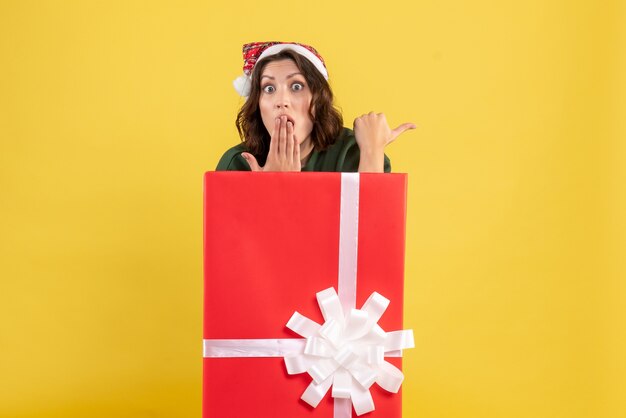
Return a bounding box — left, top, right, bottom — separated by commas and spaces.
258, 59, 314, 148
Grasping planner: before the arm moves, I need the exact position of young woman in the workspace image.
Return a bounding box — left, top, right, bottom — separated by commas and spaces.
216, 42, 415, 172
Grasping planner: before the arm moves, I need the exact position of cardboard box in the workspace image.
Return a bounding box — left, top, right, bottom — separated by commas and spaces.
203, 172, 408, 417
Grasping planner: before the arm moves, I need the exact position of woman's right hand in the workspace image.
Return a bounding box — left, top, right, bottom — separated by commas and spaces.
241, 116, 301, 172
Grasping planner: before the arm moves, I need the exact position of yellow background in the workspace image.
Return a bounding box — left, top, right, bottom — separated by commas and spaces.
1, 1, 624, 417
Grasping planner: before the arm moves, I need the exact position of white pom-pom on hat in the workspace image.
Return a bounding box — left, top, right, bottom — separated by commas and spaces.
233, 74, 251, 97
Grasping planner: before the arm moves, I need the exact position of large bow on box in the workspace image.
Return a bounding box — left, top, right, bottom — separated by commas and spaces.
284, 287, 415, 416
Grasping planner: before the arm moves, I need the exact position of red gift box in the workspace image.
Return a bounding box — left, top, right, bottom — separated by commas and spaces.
203, 172, 410, 418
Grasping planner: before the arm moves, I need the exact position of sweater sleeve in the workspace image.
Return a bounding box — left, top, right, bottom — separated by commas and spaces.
215, 144, 251, 171
384, 154, 392, 173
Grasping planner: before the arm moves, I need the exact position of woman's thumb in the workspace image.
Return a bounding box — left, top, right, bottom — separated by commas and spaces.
241, 153, 262, 171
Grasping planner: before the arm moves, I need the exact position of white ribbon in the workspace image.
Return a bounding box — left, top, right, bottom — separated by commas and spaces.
203, 173, 414, 417
203, 338, 306, 357
338, 173, 359, 314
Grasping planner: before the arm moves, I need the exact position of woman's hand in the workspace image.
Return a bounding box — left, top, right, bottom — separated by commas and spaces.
241, 116, 301, 172
353, 112, 416, 173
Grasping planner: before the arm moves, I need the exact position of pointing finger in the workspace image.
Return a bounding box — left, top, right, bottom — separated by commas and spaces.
389, 123, 417, 143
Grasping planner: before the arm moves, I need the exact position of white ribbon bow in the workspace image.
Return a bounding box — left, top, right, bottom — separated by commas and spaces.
284, 287, 415, 416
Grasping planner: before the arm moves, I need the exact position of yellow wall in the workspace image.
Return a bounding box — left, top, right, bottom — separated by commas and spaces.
1, 1, 624, 417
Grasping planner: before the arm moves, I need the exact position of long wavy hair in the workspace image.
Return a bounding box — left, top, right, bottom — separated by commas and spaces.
236, 49, 343, 164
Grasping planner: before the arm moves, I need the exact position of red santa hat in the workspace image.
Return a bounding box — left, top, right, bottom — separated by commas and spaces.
233, 41, 328, 97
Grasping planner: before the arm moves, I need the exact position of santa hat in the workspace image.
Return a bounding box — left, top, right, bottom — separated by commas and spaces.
233, 41, 328, 97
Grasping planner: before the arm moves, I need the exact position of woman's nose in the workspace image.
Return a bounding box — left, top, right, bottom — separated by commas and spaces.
275, 90, 290, 109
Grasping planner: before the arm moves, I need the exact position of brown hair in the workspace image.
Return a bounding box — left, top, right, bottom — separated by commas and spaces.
236, 49, 343, 163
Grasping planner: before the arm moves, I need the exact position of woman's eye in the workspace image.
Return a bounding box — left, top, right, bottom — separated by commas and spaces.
262, 85, 275, 93
292, 83, 304, 91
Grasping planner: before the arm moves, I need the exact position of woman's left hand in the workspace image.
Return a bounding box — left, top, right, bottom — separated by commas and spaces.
354, 112, 416, 172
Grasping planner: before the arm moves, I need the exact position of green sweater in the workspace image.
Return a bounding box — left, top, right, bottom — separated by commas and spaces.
215, 128, 391, 172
